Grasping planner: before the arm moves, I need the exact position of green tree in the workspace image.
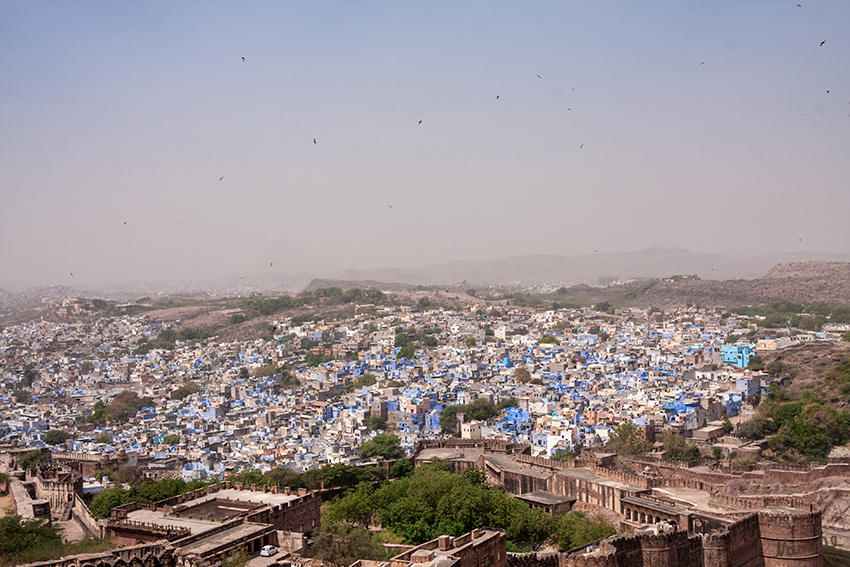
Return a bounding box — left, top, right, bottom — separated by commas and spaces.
554, 511, 616, 551
89, 487, 132, 519
594, 302, 611, 313
663, 432, 702, 461
439, 405, 464, 431
324, 483, 375, 528
390, 459, 414, 478
735, 419, 765, 440
94, 432, 111, 444
43, 430, 72, 446
221, 546, 250, 567
359, 434, 404, 460
172, 382, 201, 400
842, 331, 850, 342
363, 416, 388, 431
396, 344, 415, 359
161, 434, 180, 445
18, 450, 44, 471
606, 422, 652, 454
0, 515, 62, 560
551, 449, 575, 462
312, 521, 387, 567
103, 391, 153, 422
355, 374, 377, 387
747, 355, 765, 371
765, 360, 788, 376
85, 401, 111, 424
464, 337, 477, 348
514, 368, 532, 383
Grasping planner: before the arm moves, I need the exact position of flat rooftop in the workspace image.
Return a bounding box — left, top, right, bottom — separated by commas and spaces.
484, 455, 552, 479
516, 490, 576, 506
126, 508, 219, 535
650, 487, 748, 517
186, 488, 305, 508
176, 522, 271, 557
415, 447, 485, 462
555, 467, 644, 491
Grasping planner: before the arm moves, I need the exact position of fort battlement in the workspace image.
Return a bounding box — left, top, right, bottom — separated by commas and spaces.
17, 541, 175, 567
515, 454, 572, 470
413, 439, 531, 455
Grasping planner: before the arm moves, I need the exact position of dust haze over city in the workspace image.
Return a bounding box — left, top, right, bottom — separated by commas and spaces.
1, 1, 849, 294
8, 4, 850, 567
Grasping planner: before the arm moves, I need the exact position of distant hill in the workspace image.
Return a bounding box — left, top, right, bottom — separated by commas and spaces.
304, 279, 417, 292
326, 248, 850, 287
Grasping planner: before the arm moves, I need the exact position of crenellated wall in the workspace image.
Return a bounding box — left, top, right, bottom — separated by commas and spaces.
16, 541, 175, 567
758, 510, 823, 567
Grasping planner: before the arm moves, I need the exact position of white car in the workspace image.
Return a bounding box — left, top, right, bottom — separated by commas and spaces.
260, 545, 278, 557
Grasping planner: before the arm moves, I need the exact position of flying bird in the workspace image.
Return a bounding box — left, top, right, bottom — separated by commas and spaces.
241, 57, 245, 62
826, 90, 829, 94
700, 61, 704, 65
313, 138, 317, 145
580, 143, 584, 149
123, 221, 127, 225
594, 250, 598, 253
219, 176, 224, 181
496, 95, 499, 99
536, 74, 542, 79
418, 120, 422, 124
797, 4, 801, 6
820, 40, 825, 47
270, 262, 274, 267
799, 238, 803, 242
69, 270, 74, 278
388, 205, 394, 209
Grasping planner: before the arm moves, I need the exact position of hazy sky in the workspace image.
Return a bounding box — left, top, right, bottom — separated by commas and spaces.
1, 1, 848, 288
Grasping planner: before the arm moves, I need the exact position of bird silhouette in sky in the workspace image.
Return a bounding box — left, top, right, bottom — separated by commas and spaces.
827, 90, 830, 94
313, 138, 317, 145
418, 120, 422, 124
69, 270, 74, 278
123, 221, 127, 225
799, 238, 803, 242
536, 74, 542, 79
219, 176, 224, 181
580, 144, 584, 149
797, 4, 801, 7
270, 262, 274, 267
241, 57, 245, 62
820, 40, 826, 47
388, 205, 394, 209
594, 250, 598, 253
700, 61, 704, 65
496, 95, 499, 99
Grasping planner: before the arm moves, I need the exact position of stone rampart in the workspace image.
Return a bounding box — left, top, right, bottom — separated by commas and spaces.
515, 454, 571, 471
759, 509, 823, 567
508, 551, 559, 567
17, 541, 174, 567
72, 493, 104, 538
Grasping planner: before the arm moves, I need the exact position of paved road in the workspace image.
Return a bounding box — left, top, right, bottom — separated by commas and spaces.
248, 552, 284, 567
